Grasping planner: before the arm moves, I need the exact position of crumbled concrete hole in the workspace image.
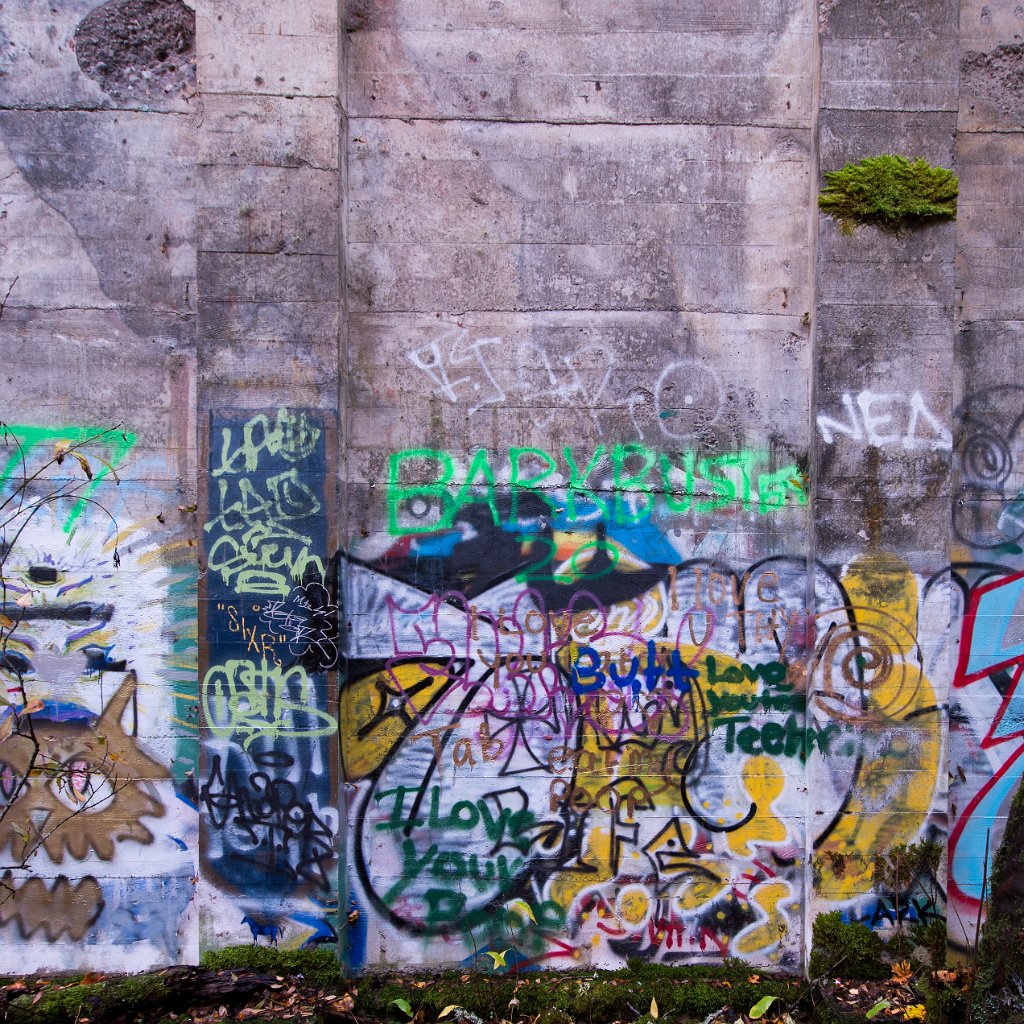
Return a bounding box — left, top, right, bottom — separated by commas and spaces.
818, 0, 844, 28
961, 43, 1024, 122
75, 0, 195, 99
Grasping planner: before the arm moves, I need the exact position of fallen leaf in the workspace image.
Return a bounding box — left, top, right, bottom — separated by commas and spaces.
748, 975, 760, 984
867, 1000, 891, 1020
72, 452, 93, 479
439, 1005, 462, 1019
507, 898, 537, 924
750, 995, 778, 1020
650, 997, 659, 1020
891, 961, 914, 985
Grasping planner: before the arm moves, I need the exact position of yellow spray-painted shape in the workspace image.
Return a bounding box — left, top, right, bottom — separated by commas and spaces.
727, 755, 788, 857
735, 880, 791, 955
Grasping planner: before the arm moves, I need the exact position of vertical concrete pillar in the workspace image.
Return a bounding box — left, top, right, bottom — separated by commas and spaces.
809, 0, 958, 951
194, 0, 343, 953
947, 0, 1024, 956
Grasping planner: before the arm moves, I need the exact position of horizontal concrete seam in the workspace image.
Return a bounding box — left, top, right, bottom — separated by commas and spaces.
819, 104, 959, 113
348, 306, 808, 316
0, 104, 191, 116
347, 241, 811, 248
956, 127, 1024, 135
198, 160, 339, 172
198, 248, 339, 256
347, 114, 815, 129
4, 302, 195, 314
201, 90, 337, 101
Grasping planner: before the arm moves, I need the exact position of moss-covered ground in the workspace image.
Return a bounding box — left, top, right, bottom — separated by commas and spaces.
0, 939, 973, 1024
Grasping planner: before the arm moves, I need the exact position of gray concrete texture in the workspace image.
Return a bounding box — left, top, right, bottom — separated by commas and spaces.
0, 0, 1020, 974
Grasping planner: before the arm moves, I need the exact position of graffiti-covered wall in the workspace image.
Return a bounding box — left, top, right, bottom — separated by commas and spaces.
2, 0, 1024, 979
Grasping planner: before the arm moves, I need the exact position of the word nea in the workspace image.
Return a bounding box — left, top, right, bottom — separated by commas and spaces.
816, 391, 951, 451
387, 444, 807, 534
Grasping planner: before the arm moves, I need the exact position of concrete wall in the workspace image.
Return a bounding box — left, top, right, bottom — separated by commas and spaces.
0, 0, 1021, 975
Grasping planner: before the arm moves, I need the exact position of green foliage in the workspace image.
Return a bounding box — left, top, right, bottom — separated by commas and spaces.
199, 944, 343, 990
915, 973, 967, 1024
6, 974, 167, 1024
909, 918, 949, 969
535, 1010, 574, 1024
809, 911, 887, 981
818, 155, 958, 234
353, 963, 803, 1024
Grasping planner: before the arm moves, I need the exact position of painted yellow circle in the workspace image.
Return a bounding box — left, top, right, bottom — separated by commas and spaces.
617, 887, 651, 926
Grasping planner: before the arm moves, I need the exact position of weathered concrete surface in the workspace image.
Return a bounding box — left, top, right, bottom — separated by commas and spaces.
808, 0, 957, 963
0, 0, 198, 975
1, 0, 1020, 980
192, 0, 342, 960
946, 0, 1024, 955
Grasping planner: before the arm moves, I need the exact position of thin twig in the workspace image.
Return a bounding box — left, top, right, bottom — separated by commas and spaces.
0, 277, 18, 322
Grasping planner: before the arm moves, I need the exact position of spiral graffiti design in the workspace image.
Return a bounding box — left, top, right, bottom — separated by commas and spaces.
962, 429, 1012, 487
812, 610, 922, 725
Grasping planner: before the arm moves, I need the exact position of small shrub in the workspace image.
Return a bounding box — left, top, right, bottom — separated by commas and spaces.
916, 972, 968, 1024
809, 911, 887, 980
818, 154, 958, 234
909, 918, 948, 969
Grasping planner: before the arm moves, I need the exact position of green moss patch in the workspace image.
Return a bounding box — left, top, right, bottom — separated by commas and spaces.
808, 912, 886, 981
355, 961, 803, 1024
200, 944, 343, 990
818, 154, 958, 234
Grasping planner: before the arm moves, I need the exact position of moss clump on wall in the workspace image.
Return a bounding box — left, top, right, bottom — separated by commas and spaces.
973, 779, 1024, 1024
199, 944, 343, 990
818, 154, 958, 234
808, 911, 886, 980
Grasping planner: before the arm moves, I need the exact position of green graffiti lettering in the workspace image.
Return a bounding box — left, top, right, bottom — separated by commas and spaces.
384, 840, 439, 902
510, 447, 557, 521
451, 448, 499, 526
611, 443, 657, 524
388, 449, 456, 534
659, 450, 696, 513
563, 444, 608, 521
759, 464, 808, 513
382, 445, 809, 535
